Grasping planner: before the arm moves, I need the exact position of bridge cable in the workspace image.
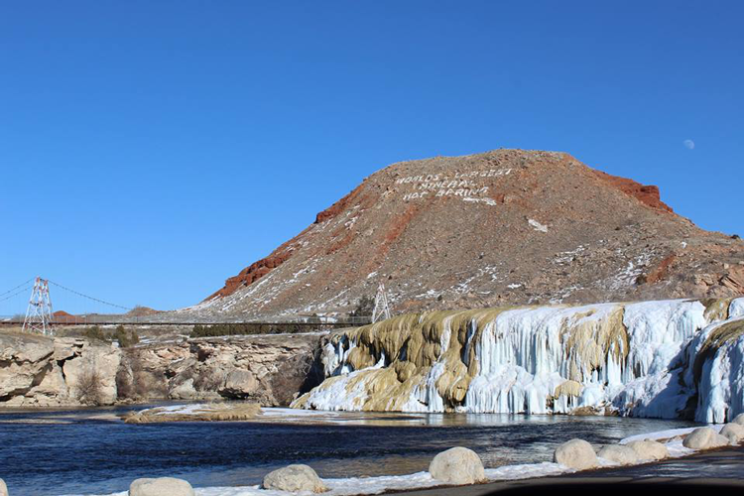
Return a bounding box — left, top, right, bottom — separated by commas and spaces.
47, 280, 132, 312
0, 285, 33, 304
0, 278, 35, 298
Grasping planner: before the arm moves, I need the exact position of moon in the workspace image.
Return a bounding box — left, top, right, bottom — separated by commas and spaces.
683, 139, 695, 150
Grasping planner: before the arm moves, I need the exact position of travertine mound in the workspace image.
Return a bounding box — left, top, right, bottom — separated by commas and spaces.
129, 477, 194, 496
292, 297, 743, 422
261, 464, 327, 493
187, 149, 744, 320
683, 427, 729, 449
428, 447, 485, 485
553, 439, 597, 470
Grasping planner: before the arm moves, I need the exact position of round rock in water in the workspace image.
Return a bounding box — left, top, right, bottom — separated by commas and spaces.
429, 447, 485, 485
129, 477, 195, 496
553, 439, 598, 470
720, 423, 744, 444
262, 464, 327, 493
0, 478, 7, 496
597, 445, 640, 465
625, 440, 669, 460
683, 427, 730, 450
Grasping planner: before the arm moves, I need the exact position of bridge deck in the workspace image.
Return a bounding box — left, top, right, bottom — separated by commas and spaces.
0, 319, 368, 327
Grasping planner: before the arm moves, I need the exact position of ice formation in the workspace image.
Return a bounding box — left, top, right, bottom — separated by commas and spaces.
293, 297, 744, 422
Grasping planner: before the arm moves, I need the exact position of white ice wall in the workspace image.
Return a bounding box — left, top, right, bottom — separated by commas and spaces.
298, 298, 744, 422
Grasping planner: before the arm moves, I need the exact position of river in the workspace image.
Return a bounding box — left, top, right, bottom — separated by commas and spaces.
0, 405, 697, 496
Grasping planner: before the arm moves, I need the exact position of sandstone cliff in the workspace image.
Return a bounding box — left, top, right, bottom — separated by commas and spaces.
117, 333, 324, 406
0, 332, 325, 408
0, 332, 120, 407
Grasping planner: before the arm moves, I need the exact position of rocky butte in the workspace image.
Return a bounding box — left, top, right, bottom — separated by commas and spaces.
186, 149, 744, 320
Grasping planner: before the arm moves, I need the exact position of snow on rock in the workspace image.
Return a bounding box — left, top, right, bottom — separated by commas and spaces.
682, 427, 729, 449
129, 478, 195, 496
729, 298, 744, 318
553, 439, 598, 470
620, 426, 713, 444
74, 464, 572, 496
294, 298, 744, 422
596, 445, 640, 465
720, 423, 744, 444
429, 447, 485, 484
624, 440, 669, 460
261, 464, 327, 493
528, 219, 548, 233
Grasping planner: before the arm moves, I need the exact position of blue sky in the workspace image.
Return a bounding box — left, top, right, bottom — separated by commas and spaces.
1, 1, 742, 314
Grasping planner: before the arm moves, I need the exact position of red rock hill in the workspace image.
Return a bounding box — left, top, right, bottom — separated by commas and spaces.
188, 149, 744, 319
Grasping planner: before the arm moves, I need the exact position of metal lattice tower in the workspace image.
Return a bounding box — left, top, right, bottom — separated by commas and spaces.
22, 277, 55, 335
372, 281, 392, 323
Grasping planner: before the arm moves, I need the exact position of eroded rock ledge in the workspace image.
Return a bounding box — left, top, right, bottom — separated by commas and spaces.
0, 333, 120, 407
0, 332, 325, 408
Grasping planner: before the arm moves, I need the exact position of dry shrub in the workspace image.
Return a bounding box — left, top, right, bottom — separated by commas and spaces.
77, 368, 105, 405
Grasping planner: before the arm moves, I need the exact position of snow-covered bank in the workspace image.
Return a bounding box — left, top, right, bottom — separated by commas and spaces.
294, 297, 744, 423
75, 464, 571, 496
123, 403, 261, 423
194, 462, 570, 496
620, 424, 723, 445
619, 424, 722, 458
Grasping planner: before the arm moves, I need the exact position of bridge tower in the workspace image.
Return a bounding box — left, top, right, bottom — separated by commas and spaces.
372, 281, 392, 323
22, 277, 55, 335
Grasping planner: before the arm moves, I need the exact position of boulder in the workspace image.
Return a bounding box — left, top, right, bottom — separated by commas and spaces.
262, 464, 327, 493
682, 427, 729, 450
0, 478, 7, 496
428, 447, 485, 485
219, 369, 259, 399
129, 477, 195, 496
169, 378, 198, 400
597, 445, 640, 465
553, 439, 598, 470
732, 413, 744, 426
626, 440, 668, 460
720, 423, 744, 444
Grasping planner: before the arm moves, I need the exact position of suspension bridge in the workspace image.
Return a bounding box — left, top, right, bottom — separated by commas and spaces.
0, 277, 375, 332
